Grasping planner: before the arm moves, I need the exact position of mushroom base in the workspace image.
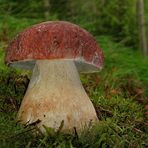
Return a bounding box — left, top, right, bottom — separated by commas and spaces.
17, 60, 98, 133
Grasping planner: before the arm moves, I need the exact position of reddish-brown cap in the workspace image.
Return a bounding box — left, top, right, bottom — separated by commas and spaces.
5, 21, 104, 72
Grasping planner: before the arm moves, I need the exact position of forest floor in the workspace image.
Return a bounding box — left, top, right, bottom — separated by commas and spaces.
0, 35, 148, 147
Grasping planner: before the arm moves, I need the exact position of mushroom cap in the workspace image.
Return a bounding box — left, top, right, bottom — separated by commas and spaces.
5, 21, 104, 73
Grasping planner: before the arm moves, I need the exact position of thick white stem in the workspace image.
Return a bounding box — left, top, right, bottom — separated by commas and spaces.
17, 60, 98, 133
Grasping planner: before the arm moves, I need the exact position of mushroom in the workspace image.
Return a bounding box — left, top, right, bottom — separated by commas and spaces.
5, 21, 104, 133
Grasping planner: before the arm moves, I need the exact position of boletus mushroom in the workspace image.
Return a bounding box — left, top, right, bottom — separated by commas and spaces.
5, 21, 104, 133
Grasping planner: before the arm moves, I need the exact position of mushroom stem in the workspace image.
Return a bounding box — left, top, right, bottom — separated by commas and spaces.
17, 60, 98, 133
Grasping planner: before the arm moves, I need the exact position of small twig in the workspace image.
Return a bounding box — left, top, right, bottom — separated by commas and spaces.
133, 128, 143, 134
56, 120, 64, 135
25, 119, 41, 128
9, 97, 18, 111
3, 127, 35, 140
73, 127, 79, 139
100, 106, 113, 117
